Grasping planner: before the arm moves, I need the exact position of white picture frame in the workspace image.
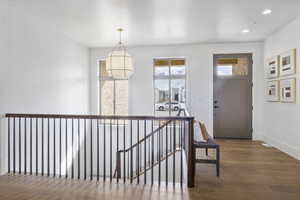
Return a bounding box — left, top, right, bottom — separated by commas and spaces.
279, 49, 296, 76
266, 56, 279, 79
266, 80, 279, 102
280, 78, 296, 103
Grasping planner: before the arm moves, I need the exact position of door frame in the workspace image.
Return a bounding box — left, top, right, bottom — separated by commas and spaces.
213, 53, 253, 139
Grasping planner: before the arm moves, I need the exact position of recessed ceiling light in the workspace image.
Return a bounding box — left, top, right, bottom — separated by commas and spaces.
262, 9, 272, 15
242, 29, 250, 34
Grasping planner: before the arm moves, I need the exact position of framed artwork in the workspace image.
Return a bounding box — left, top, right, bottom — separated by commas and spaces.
280, 78, 296, 103
266, 56, 279, 78
279, 49, 296, 76
266, 81, 279, 102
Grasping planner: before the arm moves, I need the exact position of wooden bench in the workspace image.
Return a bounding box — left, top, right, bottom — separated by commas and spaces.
193, 121, 220, 176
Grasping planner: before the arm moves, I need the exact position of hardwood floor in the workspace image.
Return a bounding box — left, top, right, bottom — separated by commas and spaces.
192, 140, 300, 200
0, 140, 300, 200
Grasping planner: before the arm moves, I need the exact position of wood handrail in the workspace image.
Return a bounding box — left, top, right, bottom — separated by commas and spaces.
117, 109, 188, 153
117, 119, 173, 153
114, 109, 191, 179
5, 113, 193, 121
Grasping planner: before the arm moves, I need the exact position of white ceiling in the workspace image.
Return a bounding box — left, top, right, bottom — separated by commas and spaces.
14, 0, 300, 47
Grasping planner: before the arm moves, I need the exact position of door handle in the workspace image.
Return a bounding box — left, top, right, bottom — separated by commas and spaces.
214, 106, 219, 109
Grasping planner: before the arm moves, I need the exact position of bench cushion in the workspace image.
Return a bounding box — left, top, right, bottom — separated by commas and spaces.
194, 140, 219, 148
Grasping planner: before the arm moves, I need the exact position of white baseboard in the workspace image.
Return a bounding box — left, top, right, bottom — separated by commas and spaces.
252, 131, 265, 141
264, 135, 300, 160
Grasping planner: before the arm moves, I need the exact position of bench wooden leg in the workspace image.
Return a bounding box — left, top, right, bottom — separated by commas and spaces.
216, 146, 220, 177
205, 148, 208, 156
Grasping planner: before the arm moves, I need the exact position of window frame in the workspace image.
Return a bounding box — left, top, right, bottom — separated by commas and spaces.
153, 58, 187, 116
98, 60, 129, 116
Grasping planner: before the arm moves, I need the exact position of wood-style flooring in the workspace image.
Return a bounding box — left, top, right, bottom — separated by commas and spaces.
0, 140, 299, 200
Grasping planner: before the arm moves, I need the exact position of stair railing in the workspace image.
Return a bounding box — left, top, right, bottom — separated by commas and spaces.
114, 108, 194, 187
5, 110, 194, 187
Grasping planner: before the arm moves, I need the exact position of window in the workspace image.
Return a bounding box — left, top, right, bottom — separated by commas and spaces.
99, 60, 128, 116
154, 59, 186, 116
216, 58, 248, 76
217, 65, 233, 76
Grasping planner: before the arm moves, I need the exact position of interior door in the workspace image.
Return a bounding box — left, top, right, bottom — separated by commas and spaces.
213, 54, 253, 139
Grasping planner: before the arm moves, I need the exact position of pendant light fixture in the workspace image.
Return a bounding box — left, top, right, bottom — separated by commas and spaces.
105, 28, 133, 79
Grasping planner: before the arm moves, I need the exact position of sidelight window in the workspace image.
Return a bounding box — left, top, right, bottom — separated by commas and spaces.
99, 60, 128, 116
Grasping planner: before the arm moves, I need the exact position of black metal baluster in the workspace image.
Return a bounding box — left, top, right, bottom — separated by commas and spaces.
72, 118, 74, 179
78, 119, 80, 180
97, 119, 99, 181
148, 130, 150, 167
144, 120, 147, 184
47, 118, 50, 177
137, 120, 140, 184
53, 119, 56, 177
173, 120, 176, 186
30, 118, 32, 175
170, 123, 172, 152
123, 120, 126, 183
180, 120, 183, 187
90, 119, 93, 181
42, 118, 44, 176
103, 119, 106, 182
158, 120, 161, 186
127, 151, 129, 179
84, 119, 86, 180
97, 119, 100, 181
130, 120, 133, 184
19, 117, 21, 174
161, 121, 163, 164
24, 118, 27, 174
151, 120, 154, 185
166, 122, 168, 186
35, 118, 38, 175
179, 120, 181, 147
8, 118, 10, 174
139, 124, 142, 182
157, 122, 159, 166
116, 119, 119, 183
59, 118, 62, 178
13, 117, 15, 174
65, 118, 68, 179
183, 121, 186, 150
110, 119, 112, 182
127, 150, 129, 179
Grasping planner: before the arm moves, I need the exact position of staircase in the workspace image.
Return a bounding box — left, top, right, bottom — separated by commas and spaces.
114, 109, 188, 185
131, 146, 182, 179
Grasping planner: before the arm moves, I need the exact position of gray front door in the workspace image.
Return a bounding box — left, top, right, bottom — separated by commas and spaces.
213, 54, 253, 139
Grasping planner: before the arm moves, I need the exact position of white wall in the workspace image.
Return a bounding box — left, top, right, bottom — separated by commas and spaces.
0, 0, 9, 89
0, 3, 89, 114
90, 42, 264, 141
264, 17, 300, 160
0, 1, 90, 173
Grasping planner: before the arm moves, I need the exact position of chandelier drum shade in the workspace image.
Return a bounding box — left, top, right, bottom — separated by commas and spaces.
105, 29, 133, 79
